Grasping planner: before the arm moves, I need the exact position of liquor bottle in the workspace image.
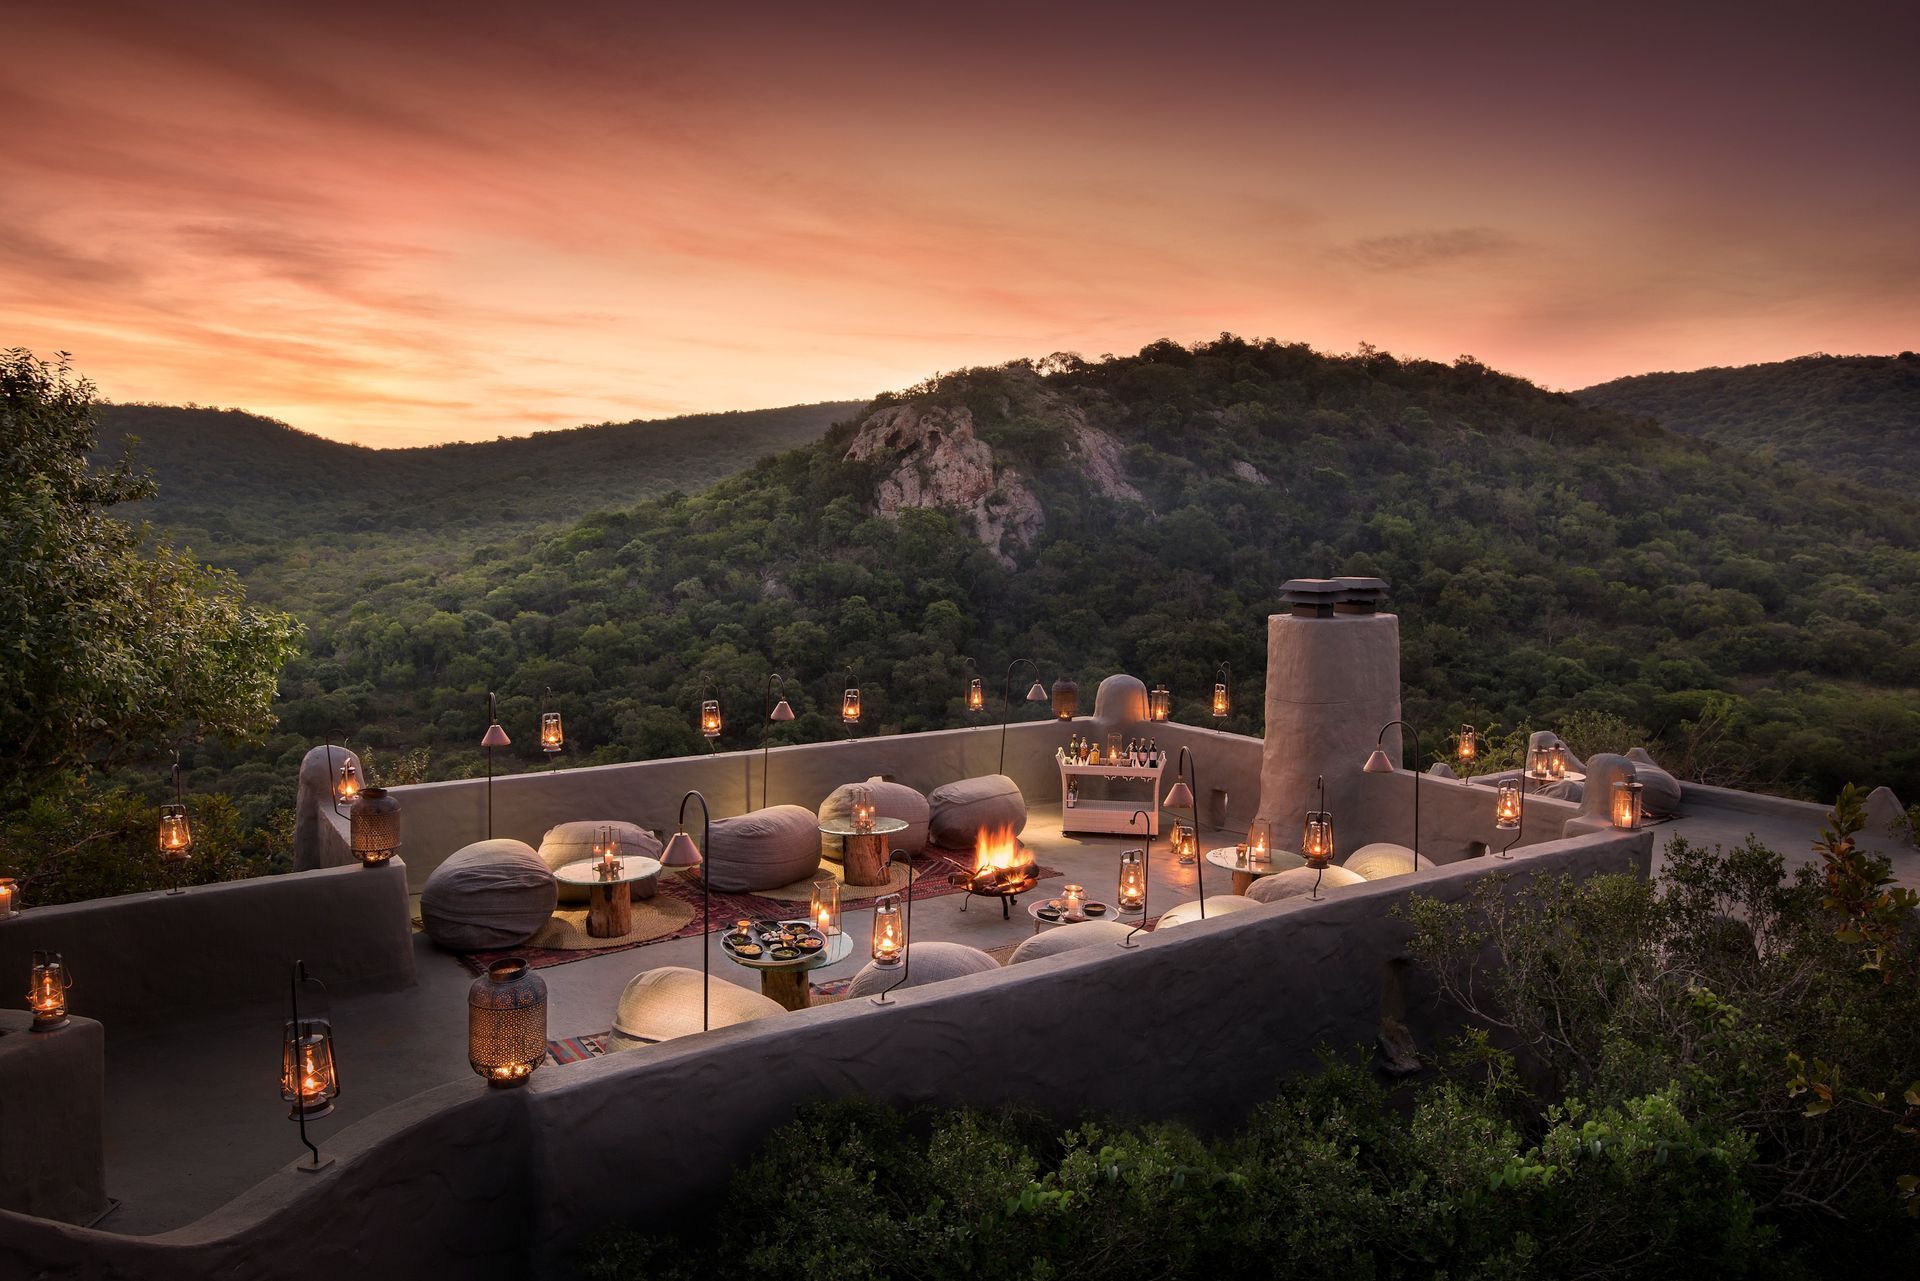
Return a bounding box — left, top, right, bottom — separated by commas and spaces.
1065, 776, 1079, 808
1148, 737, 1159, 766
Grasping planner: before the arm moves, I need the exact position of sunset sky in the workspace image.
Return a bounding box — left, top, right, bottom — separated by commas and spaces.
5, 0, 1916, 446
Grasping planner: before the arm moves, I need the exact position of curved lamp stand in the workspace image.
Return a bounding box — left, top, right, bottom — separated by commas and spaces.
1164, 747, 1202, 919
1121, 808, 1152, 948
1495, 776, 1525, 859
480, 691, 510, 839
1363, 718, 1423, 876
662, 791, 714, 1029
998, 657, 1043, 776
871, 847, 915, 1006
762, 674, 794, 810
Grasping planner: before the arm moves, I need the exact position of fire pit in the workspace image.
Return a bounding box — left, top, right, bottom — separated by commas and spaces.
950, 826, 1039, 918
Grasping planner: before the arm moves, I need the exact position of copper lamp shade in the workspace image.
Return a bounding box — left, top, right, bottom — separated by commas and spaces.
1362, 748, 1395, 773
1163, 779, 1195, 810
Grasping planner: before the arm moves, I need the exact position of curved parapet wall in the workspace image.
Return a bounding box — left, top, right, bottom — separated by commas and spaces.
0, 826, 1650, 1279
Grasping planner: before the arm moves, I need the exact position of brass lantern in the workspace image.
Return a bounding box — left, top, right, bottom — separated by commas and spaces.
281, 964, 339, 1120
870, 893, 906, 966
158, 802, 192, 862
967, 676, 985, 712
1050, 678, 1079, 721
1302, 811, 1334, 867
27, 950, 72, 1030
1611, 778, 1644, 830
810, 875, 842, 938
333, 758, 361, 805
1495, 780, 1523, 831
1116, 848, 1147, 911
1246, 819, 1273, 865
349, 787, 401, 867
1149, 684, 1172, 722
1456, 724, 1477, 771
468, 958, 547, 1088
700, 697, 723, 739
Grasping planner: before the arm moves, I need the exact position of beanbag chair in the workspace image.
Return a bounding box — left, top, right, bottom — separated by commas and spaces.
703, 805, 821, 892
1623, 749, 1683, 817
420, 839, 556, 951
817, 779, 931, 861
1153, 894, 1260, 931
1008, 919, 1135, 964
538, 820, 663, 904
1246, 865, 1366, 904
1341, 843, 1434, 880
607, 967, 785, 1049
843, 942, 1000, 999
928, 775, 1027, 849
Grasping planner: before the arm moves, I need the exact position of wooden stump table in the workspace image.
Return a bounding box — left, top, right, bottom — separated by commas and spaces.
818, 817, 910, 887
727, 928, 855, 1011
553, 856, 663, 939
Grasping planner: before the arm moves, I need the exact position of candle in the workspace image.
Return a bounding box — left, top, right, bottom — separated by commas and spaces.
1062, 883, 1086, 921
0, 877, 16, 916
1117, 849, 1146, 911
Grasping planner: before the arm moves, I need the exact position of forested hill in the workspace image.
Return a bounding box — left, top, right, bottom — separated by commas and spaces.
216, 337, 1920, 824
1577, 353, 1919, 487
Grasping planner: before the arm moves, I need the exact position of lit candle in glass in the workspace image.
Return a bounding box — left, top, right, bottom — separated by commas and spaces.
1495, 780, 1522, 831
540, 711, 565, 753
1526, 744, 1549, 780
966, 677, 984, 712
850, 785, 876, 834
281, 1020, 339, 1117
1211, 682, 1230, 718
158, 802, 192, 862
27, 950, 72, 1030
0, 877, 16, 916
870, 894, 905, 966
1061, 883, 1086, 921
1247, 819, 1272, 864
1610, 778, 1644, 830
1548, 745, 1568, 780
1116, 849, 1146, 911
597, 826, 622, 878
334, 758, 361, 805
809, 875, 841, 937
1149, 684, 1171, 722
842, 685, 861, 725
1302, 811, 1334, 867
1457, 724, 1477, 771
700, 699, 723, 738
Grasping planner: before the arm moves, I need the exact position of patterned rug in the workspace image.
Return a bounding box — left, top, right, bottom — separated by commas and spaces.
460, 850, 1063, 974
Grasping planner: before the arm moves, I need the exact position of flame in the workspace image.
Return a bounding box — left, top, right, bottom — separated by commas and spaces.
973, 825, 1024, 874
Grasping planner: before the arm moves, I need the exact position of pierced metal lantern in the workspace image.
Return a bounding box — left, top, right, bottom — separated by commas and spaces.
0, 877, 17, 917
870, 894, 906, 966
967, 677, 985, 712
540, 711, 564, 754
810, 875, 841, 938
158, 802, 193, 863
1050, 678, 1079, 721
1211, 682, 1230, 719
700, 698, 723, 738
349, 787, 401, 867
27, 950, 71, 1030
281, 1014, 340, 1117
469, 958, 547, 1088
1611, 778, 1644, 831
1116, 848, 1147, 911
333, 758, 361, 806
1495, 780, 1523, 831
1148, 684, 1172, 722
1302, 811, 1335, 868
1456, 724, 1477, 770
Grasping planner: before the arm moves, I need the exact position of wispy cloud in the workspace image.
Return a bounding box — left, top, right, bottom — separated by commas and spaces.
1337, 227, 1519, 273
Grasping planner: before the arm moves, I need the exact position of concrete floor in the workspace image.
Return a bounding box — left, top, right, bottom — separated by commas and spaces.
92, 789, 1914, 1237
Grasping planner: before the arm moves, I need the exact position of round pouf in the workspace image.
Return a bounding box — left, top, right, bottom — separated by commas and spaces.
1246, 865, 1367, 904
1091, 674, 1149, 735
420, 839, 557, 951
1153, 894, 1260, 931
1341, 843, 1434, 880
843, 941, 1000, 999
927, 775, 1027, 849
704, 805, 821, 893
538, 821, 663, 904
1008, 919, 1135, 965
607, 967, 785, 1049
818, 779, 931, 862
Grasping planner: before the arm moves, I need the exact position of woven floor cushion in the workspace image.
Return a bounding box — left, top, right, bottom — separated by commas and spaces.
927, 774, 1027, 849
1153, 894, 1260, 931
420, 839, 556, 951
538, 820, 663, 904
608, 967, 785, 1048
1008, 919, 1135, 964
843, 941, 1000, 999
703, 805, 821, 893
1341, 843, 1434, 880
817, 779, 930, 861
1246, 865, 1367, 904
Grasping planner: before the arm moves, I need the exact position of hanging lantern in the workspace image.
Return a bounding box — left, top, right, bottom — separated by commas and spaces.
1116, 848, 1146, 911
540, 711, 564, 754
334, 758, 362, 805
810, 875, 841, 938
1148, 684, 1172, 722
0, 877, 16, 917
1169, 821, 1196, 864
1211, 682, 1230, 719
1247, 819, 1272, 865
700, 698, 723, 738
27, 950, 72, 1030
967, 676, 985, 712
870, 894, 906, 966
468, 958, 547, 1088
158, 801, 193, 863
1611, 778, 1644, 830
1456, 724, 1477, 770
850, 784, 877, 834
842, 685, 862, 725
1302, 811, 1335, 867
281, 1015, 340, 1117
1050, 678, 1079, 721
349, 787, 402, 867
1495, 780, 1523, 831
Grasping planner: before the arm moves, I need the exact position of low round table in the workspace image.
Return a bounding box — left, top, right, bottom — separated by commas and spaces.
817, 817, 909, 887
723, 923, 855, 1011
1025, 899, 1121, 933
552, 856, 664, 938
1203, 845, 1305, 895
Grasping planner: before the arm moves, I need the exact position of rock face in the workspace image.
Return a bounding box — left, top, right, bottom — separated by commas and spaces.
842, 381, 1143, 565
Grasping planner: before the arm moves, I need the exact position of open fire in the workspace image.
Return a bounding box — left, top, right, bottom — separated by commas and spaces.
952, 825, 1039, 902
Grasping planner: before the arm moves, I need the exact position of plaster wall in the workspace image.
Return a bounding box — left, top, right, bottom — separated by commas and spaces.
0, 826, 1649, 1280
0, 862, 416, 1034
0, 1012, 105, 1225
1350, 768, 1583, 861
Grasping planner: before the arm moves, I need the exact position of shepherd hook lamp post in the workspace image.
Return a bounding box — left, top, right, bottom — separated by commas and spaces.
1119, 809, 1153, 947
281, 960, 339, 1172
158, 752, 192, 892
1362, 718, 1424, 875
1211, 661, 1232, 724
871, 847, 916, 1005
1494, 777, 1524, 858
1164, 748, 1203, 919
481, 692, 510, 838
762, 675, 795, 808
661, 790, 714, 1030
539, 687, 564, 755
998, 658, 1047, 775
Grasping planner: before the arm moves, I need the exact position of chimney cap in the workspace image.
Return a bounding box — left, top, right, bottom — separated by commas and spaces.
1280, 578, 1344, 618
1333, 576, 1388, 613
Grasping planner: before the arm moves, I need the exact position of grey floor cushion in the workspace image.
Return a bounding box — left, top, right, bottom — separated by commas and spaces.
1244, 866, 1367, 904
927, 774, 1027, 848
843, 941, 1000, 998
817, 779, 931, 860
704, 805, 821, 893
420, 839, 556, 951
1008, 919, 1135, 964
538, 820, 663, 904
608, 967, 785, 1048
1341, 843, 1434, 880
1153, 894, 1261, 931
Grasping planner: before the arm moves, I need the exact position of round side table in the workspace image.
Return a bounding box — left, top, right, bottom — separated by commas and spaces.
817, 817, 909, 886
552, 856, 664, 938
1202, 845, 1305, 895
